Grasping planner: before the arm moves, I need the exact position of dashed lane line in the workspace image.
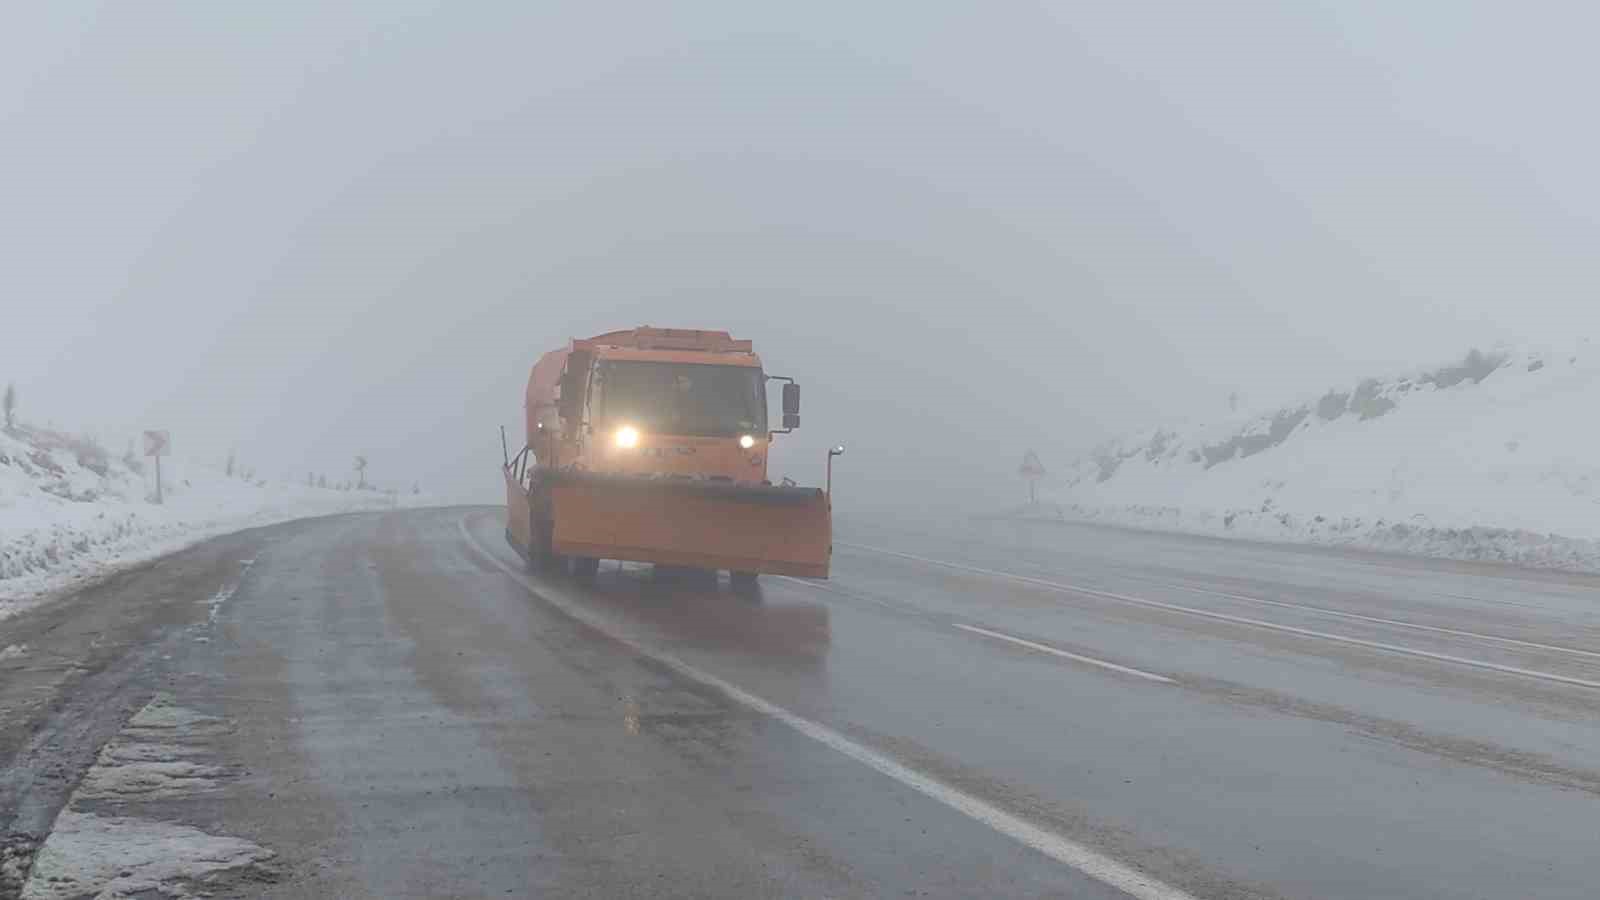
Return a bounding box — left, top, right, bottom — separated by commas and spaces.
953, 624, 1175, 684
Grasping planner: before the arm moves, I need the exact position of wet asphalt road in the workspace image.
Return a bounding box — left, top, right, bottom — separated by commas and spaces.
4, 506, 1600, 898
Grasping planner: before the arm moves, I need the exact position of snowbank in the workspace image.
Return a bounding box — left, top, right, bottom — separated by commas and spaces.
1026, 344, 1600, 571
1, 425, 429, 620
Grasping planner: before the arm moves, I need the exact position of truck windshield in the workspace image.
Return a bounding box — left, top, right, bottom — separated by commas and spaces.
595, 361, 766, 437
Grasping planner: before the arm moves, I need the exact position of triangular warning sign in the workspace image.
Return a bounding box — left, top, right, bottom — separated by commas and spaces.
1019, 450, 1046, 479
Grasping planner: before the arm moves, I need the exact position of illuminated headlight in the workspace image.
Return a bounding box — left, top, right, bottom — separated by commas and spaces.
738, 434, 756, 450
614, 426, 640, 449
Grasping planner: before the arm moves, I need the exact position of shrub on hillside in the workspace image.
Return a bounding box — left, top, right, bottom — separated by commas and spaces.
73, 435, 110, 476
1201, 406, 1310, 468
1093, 449, 1124, 482
1351, 379, 1396, 420
1144, 429, 1176, 462
122, 440, 145, 475
1421, 348, 1505, 389
27, 449, 61, 476
1316, 390, 1349, 421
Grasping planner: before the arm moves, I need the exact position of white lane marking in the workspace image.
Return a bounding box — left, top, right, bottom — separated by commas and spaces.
1115, 574, 1600, 663
954, 624, 1174, 684
206, 584, 238, 625
841, 543, 1600, 692
778, 574, 1172, 684
461, 519, 1198, 900
773, 575, 905, 613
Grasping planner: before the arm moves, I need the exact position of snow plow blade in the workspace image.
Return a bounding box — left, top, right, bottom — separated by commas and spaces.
548, 472, 831, 578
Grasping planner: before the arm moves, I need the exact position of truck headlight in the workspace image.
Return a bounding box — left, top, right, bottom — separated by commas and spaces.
615, 426, 640, 449
738, 434, 756, 449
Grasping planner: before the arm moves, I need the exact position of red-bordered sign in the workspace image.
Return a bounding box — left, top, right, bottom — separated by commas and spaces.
143, 430, 171, 457
1019, 450, 1046, 478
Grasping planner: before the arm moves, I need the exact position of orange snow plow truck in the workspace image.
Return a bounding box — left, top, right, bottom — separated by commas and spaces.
503, 327, 831, 583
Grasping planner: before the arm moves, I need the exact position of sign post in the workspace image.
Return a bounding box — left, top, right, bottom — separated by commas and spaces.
1018, 450, 1046, 506
143, 430, 171, 504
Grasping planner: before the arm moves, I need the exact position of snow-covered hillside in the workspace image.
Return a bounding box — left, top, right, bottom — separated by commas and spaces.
1029, 345, 1600, 570
1, 425, 427, 619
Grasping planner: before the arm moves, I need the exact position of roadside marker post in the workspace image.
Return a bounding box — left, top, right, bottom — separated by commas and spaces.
143, 430, 171, 504
1019, 450, 1046, 505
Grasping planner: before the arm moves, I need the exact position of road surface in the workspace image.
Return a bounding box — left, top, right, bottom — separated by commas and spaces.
4, 506, 1599, 898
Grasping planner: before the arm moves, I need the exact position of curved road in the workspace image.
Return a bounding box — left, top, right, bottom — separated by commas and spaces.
3, 506, 1599, 898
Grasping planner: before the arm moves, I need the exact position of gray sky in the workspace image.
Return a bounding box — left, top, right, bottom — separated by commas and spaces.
6, 2, 1598, 515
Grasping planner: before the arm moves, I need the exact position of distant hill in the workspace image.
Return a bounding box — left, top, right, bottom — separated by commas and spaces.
1018, 344, 1600, 570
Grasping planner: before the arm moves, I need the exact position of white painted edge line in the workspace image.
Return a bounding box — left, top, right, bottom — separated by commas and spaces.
842, 543, 1600, 692
776, 577, 1173, 683
773, 574, 903, 613
206, 583, 238, 625
778, 575, 1171, 683
954, 624, 1175, 684
461, 519, 1198, 900
1149, 580, 1600, 662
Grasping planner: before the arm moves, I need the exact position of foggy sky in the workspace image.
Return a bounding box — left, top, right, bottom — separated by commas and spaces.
7, 2, 1600, 518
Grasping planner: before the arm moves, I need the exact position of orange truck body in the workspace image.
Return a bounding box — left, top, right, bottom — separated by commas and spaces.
503, 327, 831, 578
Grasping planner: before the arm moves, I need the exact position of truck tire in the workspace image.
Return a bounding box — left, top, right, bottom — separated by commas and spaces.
530, 488, 563, 573
534, 519, 562, 572
507, 528, 531, 570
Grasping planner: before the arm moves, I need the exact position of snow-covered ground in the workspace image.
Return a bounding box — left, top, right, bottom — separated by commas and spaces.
1023, 344, 1600, 571
1, 425, 431, 620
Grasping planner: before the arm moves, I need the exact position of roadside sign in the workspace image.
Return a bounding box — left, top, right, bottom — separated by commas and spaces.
1019, 450, 1046, 479
143, 430, 170, 504
143, 430, 171, 457
1019, 450, 1046, 506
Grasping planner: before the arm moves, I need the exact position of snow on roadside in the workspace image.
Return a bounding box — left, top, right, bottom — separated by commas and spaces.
19, 696, 276, 899
1024, 344, 1600, 573
1008, 501, 1600, 572
1, 425, 429, 621
19, 810, 275, 900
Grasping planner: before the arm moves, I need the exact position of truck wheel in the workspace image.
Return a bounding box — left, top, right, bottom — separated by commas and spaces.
572, 556, 600, 579
534, 519, 562, 572
530, 488, 564, 573
508, 527, 544, 575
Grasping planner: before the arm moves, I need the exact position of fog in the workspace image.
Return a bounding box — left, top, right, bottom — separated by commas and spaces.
7, 2, 1600, 519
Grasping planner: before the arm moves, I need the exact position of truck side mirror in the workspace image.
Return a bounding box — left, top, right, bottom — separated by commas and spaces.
782, 382, 800, 430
